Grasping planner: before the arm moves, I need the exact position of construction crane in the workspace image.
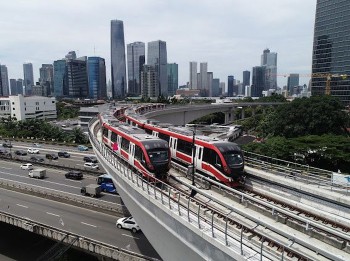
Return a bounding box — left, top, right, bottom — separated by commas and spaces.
276, 73, 348, 95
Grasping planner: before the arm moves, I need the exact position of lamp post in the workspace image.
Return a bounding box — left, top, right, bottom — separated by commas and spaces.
190, 126, 197, 198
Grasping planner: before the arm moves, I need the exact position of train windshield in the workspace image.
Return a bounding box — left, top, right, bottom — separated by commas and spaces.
143, 140, 169, 164
215, 143, 243, 167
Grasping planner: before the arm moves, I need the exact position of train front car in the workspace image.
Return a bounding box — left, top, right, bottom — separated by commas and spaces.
141, 138, 170, 181
213, 141, 245, 186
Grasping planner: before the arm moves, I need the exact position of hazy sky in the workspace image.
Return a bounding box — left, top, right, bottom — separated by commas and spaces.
0, 0, 316, 89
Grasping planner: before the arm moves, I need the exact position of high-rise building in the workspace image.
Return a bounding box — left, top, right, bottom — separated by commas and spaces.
87, 57, 107, 99
16, 79, 24, 95
39, 64, 54, 96
148, 40, 168, 97
141, 65, 157, 98
65, 51, 77, 60
261, 48, 277, 90
0, 65, 9, 96
189, 62, 197, 89
311, 0, 350, 105
243, 70, 250, 95
167, 63, 178, 96
111, 19, 127, 99
220, 82, 225, 96
53, 60, 67, 97
227, 76, 234, 97
207, 72, 213, 97
23, 63, 34, 95
212, 78, 220, 97
10, 79, 17, 95
287, 74, 299, 95
127, 42, 145, 96
252, 66, 266, 97
199, 62, 208, 92
0, 67, 2, 96
66, 57, 88, 98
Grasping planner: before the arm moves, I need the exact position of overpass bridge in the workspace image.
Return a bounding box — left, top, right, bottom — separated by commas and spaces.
142, 102, 283, 125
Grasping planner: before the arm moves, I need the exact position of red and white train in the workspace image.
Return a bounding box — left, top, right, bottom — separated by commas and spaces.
123, 112, 245, 186
98, 113, 171, 181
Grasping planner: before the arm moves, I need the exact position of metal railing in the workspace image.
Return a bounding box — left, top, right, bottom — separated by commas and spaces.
89, 117, 344, 261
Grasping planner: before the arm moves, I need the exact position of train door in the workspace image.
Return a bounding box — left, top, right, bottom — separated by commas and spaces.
195, 145, 203, 169
129, 143, 135, 165
169, 137, 177, 157
116, 135, 122, 155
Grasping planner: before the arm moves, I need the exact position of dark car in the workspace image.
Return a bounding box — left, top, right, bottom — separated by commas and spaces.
58, 151, 70, 158
15, 150, 27, 156
65, 171, 83, 180
2, 143, 12, 148
30, 156, 45, 163
83, 156, 98, 163
46, 153, 58, 160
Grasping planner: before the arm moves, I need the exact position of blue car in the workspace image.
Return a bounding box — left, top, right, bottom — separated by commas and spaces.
77, 145, 88, 151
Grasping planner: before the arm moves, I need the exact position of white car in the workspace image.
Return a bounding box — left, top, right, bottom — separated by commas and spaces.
20, 163, 33, 170
116, 217, 140, 233
28, 148, 40, 154
84, 162, 99, 170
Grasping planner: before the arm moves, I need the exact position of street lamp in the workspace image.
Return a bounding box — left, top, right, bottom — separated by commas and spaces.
190, 126, 197, 198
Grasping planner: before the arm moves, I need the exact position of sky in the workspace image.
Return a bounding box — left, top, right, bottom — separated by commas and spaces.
0, 0, 317, 89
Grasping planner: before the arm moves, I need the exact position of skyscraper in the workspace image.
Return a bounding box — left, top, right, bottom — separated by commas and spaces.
88, 57, 107, 99
10, 79, 17, 95
227, 76, 234, 97
111, 19, 127, 99
189, 62, 197, 89
53, 60, 67, 97
287, 74, 300, 95
243, 70, 250, 86
311, 0, 350, 105
167, 63, 178, 96
23, 63, 34, 95
66, 57, 88, 98
148, 40, 168, 97
0, 65, 9, 96
261, 49, 277, 90
252, 66, 266, 97
141, 65, 157, 98
199, 62, 208, 92
127, 42, 145, 96
39, 64, 54, 96
207, 72, 213, 97
212, 78, 220, 97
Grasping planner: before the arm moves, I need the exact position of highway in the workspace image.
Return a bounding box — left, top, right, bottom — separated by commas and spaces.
0, 188, 160, 259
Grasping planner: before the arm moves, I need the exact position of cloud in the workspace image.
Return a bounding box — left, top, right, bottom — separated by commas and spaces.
0, 0, 316, 87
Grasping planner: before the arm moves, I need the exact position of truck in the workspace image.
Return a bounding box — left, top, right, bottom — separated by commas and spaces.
80, 184, 101, 197
28, 168, 46, 179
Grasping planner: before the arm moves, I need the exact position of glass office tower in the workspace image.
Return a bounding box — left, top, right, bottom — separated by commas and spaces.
53, 60, 67, 97
147, 40, 168, 97
312, 0, 350, 105
23, 63, 34, 95
111, 19, 127, 99
88, 57, 107, 99
127, 42, 145, 96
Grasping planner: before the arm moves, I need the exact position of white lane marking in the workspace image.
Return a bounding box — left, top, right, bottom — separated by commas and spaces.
122, 234, 140, 239
81, 222, 97, 228
16, 204, 28, 208
0, 166, 12, 170
46, 212, 60, 217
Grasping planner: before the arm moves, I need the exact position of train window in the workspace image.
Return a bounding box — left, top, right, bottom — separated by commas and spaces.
103, 127, 108, 137
177, 139, 192, 156
135, 145, 143, 161
111, 132, 118, 142
121, 138, 130, 151
203, 148, 223, 170
158, 132, 170, 142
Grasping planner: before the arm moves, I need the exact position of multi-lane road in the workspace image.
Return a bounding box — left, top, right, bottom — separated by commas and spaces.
0, 140, 161, 260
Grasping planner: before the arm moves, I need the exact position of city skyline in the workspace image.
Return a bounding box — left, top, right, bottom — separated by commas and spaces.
0, 0, 316, 89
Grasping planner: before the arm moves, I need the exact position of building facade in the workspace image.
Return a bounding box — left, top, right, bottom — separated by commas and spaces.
311, 0, 350, 105
39, 64, 54, 96
53, 60, 67, 97
227, 76, 234, 97
87, 57, 107, 99
189, 62, 197, 90
0, 95, 56, 121
0, 65, 9, 96
261, 49, 277, 90
212, 78, 220, 97
127, 42, 145, 96
242, 70, 250, 95
252, 66, 266, 97
167, 63, 178, 96
111, 19, 127, 99
23, 63, 34, 95
287, 74, 300, 95
66, 57, 88, 98
199, 62, 208, 93
147, 40, 168, 97
141, 65, 158, 98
